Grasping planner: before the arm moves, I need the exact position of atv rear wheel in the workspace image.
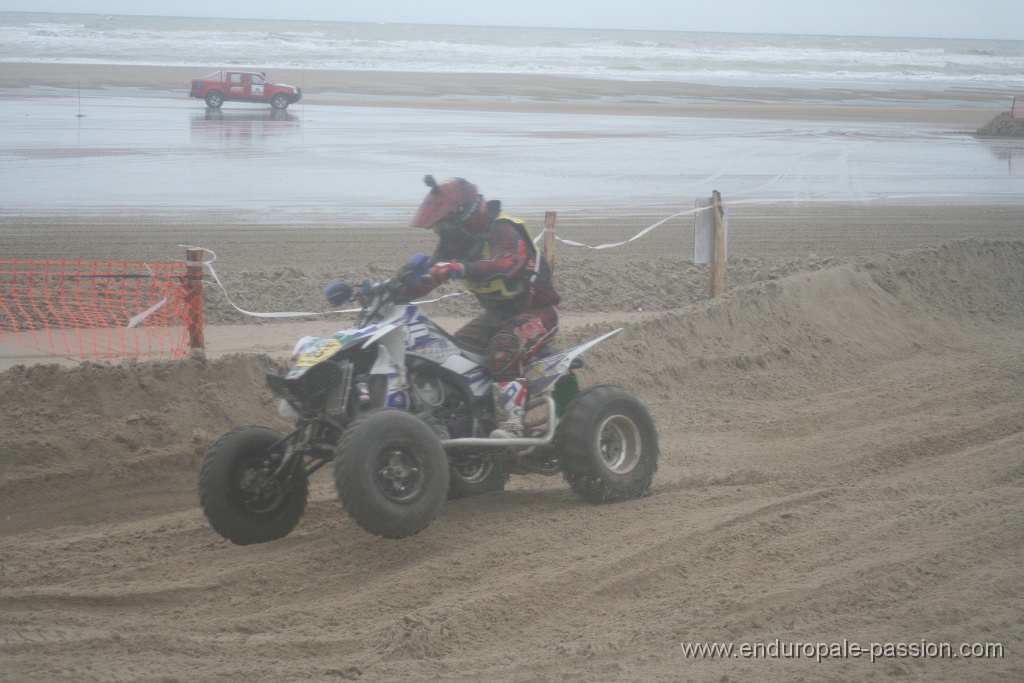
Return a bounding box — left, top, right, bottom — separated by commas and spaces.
198, 426, 308, 545
334, 409, 448, 538
557, 385, 658, 503
447, 459, 509, 500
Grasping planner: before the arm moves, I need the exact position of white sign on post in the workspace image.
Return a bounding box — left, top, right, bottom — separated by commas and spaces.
693, 196, 727, 264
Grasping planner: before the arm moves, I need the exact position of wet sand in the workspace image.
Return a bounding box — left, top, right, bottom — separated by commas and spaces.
2, 64, 1022, 216
1, 62, 1011, 124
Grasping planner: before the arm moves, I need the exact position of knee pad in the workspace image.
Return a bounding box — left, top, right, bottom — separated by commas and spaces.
489, 333, 523, 380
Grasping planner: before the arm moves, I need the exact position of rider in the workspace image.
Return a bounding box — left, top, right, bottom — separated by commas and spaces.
406, 175, 560, 438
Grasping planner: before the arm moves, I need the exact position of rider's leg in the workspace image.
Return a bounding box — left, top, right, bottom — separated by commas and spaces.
488, 307, 559, 438
491, 379, 527, 438
453, 312, 503, 355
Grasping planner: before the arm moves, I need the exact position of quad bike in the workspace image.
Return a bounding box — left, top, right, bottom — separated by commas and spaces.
198, 254, 658, 542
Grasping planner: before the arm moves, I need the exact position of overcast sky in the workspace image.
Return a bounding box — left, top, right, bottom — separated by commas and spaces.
6, 1, 1024, 41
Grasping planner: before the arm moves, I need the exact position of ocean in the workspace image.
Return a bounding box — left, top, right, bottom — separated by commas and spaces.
2, 11, 1023, 91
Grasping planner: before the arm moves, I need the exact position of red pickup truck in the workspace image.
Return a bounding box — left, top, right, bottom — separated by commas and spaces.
189, 70, 302, 110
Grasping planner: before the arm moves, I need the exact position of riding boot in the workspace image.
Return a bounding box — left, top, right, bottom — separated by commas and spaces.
490, 379, 527, 438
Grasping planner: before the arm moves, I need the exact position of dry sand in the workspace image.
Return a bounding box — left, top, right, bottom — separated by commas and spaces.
1, 64, 1023, 682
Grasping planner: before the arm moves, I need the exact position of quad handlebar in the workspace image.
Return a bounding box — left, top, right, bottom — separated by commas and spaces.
324, 252, 433, 322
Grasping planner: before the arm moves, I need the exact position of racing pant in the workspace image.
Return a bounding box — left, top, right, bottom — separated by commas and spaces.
454, 305, 559, 382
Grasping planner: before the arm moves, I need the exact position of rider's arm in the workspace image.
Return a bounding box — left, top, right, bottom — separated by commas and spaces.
401, 243, 448, 298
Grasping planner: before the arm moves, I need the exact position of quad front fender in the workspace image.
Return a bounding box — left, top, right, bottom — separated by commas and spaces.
367, 326, 409, 409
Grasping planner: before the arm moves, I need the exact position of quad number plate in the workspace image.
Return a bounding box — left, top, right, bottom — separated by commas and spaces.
294, 339, 341, 367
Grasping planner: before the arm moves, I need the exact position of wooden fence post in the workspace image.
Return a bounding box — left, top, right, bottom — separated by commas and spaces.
544, 210, 557, 274
709, 191, 726, 298
185, 248, 205, 350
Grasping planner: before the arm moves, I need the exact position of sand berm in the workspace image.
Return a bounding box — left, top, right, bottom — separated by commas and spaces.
2, 234, 1022, 681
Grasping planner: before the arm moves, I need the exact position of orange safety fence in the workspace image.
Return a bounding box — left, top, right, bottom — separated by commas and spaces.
0, 261, 197, 364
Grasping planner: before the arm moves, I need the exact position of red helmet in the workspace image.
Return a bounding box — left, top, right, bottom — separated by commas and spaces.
410, 175, 482, 234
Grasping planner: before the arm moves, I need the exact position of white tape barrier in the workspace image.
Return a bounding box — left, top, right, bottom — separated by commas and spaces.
546, 207, 707, 250
178, 245, 467, 320
182, 204, 688, 321
538, 192, 968, 251
124, 263, 169, 328
127, 297, 169, 329
185, 194, 964, 320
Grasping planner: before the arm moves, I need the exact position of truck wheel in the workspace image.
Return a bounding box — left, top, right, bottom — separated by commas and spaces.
557, 385, 658, 503
447, 460, 509, 500
198, 426, 308, 545
271, 94, 290, 110
205, 91, 224, 108
334, 409, 448, 538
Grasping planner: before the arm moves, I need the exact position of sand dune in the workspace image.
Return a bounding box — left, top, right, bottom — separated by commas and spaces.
2, 238, 1021, 681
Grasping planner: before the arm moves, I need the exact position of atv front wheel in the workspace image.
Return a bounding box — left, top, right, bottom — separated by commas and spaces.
334, 409, 449, 538
198, 426, 308, 545
204, 91, 224, 108
557, 385, 658, 503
